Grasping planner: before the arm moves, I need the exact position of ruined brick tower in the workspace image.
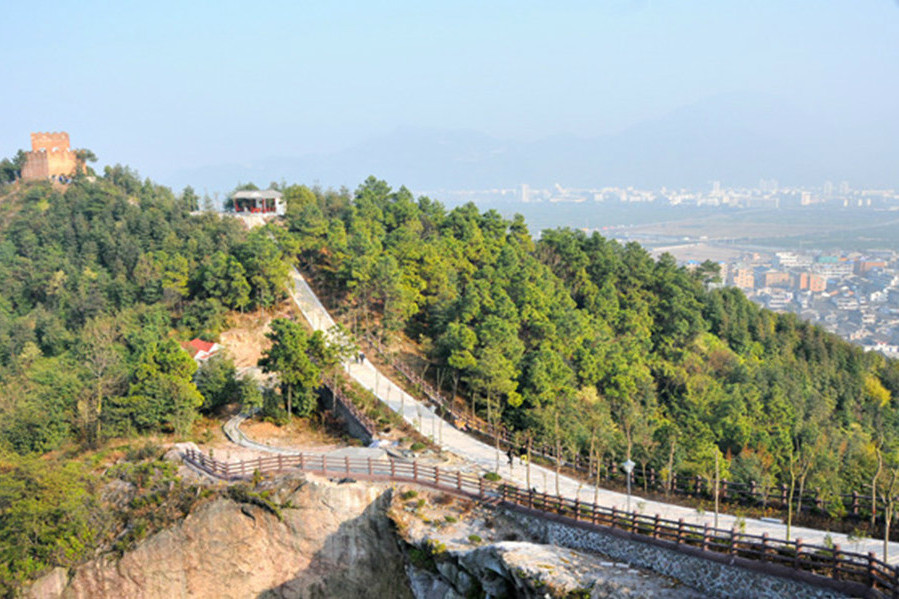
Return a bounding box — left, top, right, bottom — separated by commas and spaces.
20, 132, 79, 182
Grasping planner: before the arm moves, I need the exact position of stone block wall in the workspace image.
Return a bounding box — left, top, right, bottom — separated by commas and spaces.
21, 132, 78, 181
318, 387, 374, 446
503, 509, 856, 599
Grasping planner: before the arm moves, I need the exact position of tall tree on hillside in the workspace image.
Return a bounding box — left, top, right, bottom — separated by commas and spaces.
437, 322, 477, 402
78, 316, 124, 447
258, 318, 337, 418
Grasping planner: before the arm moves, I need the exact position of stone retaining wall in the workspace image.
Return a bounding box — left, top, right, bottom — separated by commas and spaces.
503, 509, 856, 599
318, 387, 374, 445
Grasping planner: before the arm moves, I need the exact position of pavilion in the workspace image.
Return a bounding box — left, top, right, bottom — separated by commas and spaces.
231, 190, 286, 216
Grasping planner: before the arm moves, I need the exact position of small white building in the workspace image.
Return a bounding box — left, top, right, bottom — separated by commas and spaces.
231, 190, 286, 216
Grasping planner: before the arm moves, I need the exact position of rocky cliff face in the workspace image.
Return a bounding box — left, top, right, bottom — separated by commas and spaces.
391, 490, 704, 599
27, 476, 412, 599
26, 475, 706, 599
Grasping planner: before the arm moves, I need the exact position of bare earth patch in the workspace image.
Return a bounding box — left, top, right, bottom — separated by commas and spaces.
219, 302, 295, 370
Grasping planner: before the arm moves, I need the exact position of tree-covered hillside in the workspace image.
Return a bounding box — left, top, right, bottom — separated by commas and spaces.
0, 168, 288, 453
0, 166, 296, 593
280, 176, 899, 510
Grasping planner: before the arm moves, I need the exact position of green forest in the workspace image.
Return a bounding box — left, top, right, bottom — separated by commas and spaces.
0, 167, 290, 592
2, 167, 899, 592
278, 177, 899, 514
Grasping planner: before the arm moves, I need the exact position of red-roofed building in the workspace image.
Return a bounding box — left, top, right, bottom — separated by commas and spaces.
181, 338, 222, 363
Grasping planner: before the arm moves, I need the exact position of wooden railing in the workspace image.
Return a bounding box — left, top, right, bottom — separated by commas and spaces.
362, 334, 890, 525
182, 448, 899, 598
326, 379, 377, 440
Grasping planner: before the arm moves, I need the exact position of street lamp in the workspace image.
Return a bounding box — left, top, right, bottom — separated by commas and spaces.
622, 459, 636, 512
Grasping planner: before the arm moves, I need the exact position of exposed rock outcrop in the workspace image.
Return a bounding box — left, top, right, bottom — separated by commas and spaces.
392, 489, 704, 598
27, 476, 412, 599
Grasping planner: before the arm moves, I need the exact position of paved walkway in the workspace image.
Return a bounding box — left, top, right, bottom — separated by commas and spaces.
287, 268, 899, 562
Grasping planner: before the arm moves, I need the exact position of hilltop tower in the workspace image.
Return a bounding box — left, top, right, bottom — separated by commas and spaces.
20, 132, 80, 182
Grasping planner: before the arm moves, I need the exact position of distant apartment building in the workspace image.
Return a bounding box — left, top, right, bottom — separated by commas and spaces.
761, 271, 791, 288
763, 289, 793, 311
834, 296, 860, 311
856, 260, 888, 275
797, 272, 827, 293
776, 252, 814, 269
731, 266, 755, 290
813, 256, 854, 279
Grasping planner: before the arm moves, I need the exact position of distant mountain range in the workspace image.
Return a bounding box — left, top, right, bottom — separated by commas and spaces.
160, 93, 898, 195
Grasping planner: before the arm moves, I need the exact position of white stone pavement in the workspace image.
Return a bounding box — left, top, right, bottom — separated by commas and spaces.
288, 269, 899, 563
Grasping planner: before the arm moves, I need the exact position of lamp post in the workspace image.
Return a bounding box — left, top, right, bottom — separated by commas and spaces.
622, 459, 636, 512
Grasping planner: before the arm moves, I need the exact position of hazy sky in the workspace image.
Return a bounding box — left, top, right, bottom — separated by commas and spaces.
1, 1, 897, 185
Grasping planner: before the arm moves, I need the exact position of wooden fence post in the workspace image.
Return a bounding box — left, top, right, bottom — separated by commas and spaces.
832, 544, 841, 580
867, 552, 877, 589
730, 528, 738, 555
413, 461, 418, 482
435, 466, 440, 487
612, 506, 618, 528
653, 514, 660, 538
702, 523, 709, 551
761, 532, 769, 559
278, 454, 284, 471
795, 538, 803, 568
456, 471, 462, 492
574, 498, 580, 521
851, 491, 859, 516
367, 457, 373, 477
677, 518, 685, 544
299, 453, 305, 470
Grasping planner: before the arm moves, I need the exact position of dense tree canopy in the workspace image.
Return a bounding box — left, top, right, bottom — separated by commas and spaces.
0, 168, 290, 454
282, 177, 899, 509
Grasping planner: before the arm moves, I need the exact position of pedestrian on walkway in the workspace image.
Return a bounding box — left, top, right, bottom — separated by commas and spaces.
506, 448, 514, 468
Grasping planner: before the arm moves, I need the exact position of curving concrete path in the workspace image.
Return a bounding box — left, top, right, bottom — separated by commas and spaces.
286, 268, 899, 563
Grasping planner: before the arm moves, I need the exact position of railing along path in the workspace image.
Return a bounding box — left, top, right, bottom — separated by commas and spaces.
183, 447, 899, 598
362, 334, 890, 524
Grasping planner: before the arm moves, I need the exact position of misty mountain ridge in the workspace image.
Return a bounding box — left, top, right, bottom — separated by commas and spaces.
162, 93, 898, 195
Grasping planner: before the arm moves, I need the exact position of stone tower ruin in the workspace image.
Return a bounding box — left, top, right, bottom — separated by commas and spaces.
20, 132, 79, 182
